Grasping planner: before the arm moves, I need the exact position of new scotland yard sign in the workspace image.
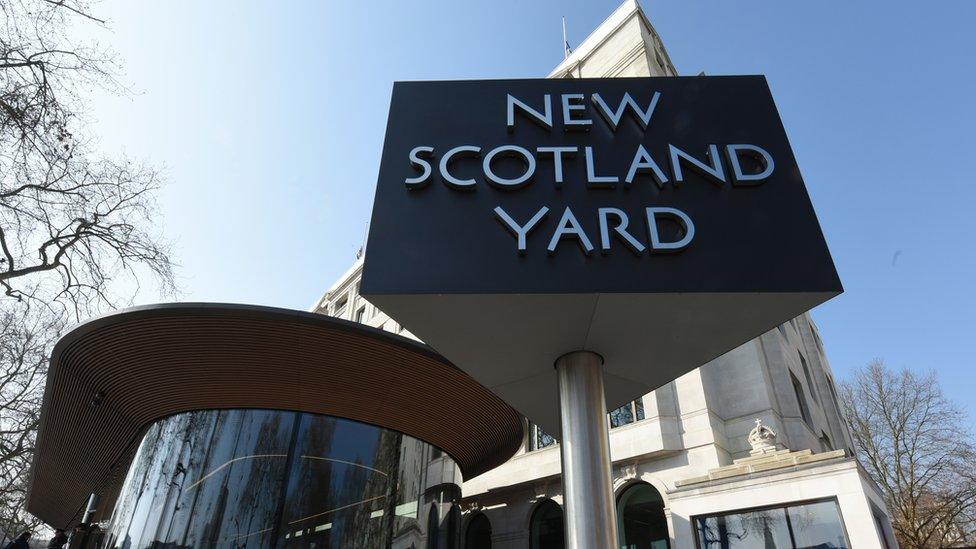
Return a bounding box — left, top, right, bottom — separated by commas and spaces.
361, 76, 841, 436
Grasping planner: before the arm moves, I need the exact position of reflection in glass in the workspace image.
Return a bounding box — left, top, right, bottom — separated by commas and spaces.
695, 499, 850, 549
617, 483, 669, 548
530, 500, 564, 549
100, 409, 458, 549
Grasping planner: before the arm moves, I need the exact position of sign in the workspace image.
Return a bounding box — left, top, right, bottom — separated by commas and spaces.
362, 76, 841, 435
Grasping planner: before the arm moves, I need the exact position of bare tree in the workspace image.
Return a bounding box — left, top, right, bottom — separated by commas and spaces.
0, 0, 176, 534
1, 0, 174, 315
841, 360, 976, 548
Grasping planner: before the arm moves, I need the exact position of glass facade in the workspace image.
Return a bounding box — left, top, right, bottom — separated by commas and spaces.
695, 499, 850, 549
101, 409, 461, 548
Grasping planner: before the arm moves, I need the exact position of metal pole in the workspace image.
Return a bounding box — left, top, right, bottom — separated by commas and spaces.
555, 351, 618, 549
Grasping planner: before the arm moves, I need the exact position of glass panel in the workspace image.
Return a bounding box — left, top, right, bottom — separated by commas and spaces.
787, 500, 849, 549
465, 514, 492, 549
277, 414, 399, 548
100, 410, 459, 549
212, 409, 295, 547
697, 508, 792, 548
535, 425, 556, 449
635, 398, 645, 421
158, 410, 221, 546
610, 403, 634, 428
530, 501, 564, 549
617, 483, 669, 549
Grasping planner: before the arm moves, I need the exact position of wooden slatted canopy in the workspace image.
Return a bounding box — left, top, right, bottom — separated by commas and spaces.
26, 303, 524, 528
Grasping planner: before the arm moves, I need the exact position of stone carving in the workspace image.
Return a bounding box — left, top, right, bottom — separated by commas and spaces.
748, 418, 780, 455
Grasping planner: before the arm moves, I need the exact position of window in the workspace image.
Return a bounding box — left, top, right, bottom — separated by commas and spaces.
776, 324, 788, 340
655, 50, 667, 73
820, 431, 833, 451
333, 295, 348, 318
617, 483, 670, 548
426, 505, 440, 549
871, 503, 896, 549
530, 500, 564, 549
791, 372, 812, 427
355, 306, 366, 323
812, 328, 824, 354
695, 499, 850, 549
610, 399, 645, 428
798, 352, 821, 404
527, 422, 556, 451
464, 513, 491, 549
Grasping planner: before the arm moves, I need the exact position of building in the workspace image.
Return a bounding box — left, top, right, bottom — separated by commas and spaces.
312, 6, 895, 547
26, 304, 522, 548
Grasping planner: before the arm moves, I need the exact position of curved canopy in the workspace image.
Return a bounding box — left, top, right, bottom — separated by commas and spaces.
27, 303, 524, 527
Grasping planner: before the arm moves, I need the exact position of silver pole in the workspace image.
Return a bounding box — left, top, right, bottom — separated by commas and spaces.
555, 351, 618, 549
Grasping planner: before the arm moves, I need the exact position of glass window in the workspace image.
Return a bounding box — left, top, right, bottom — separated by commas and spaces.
610, 402, 635, 428
617, 483, 669, 548
528, 422, 556, 451
355, 306, 366, 323
426, 505, 440, 549
465, 513, 492, 549
787, 500, 849, 549
790, 372, 813, 427
798, 352, 821, 404
610, 400, 645, 428
695, 499, 850, 549
102, 410, 456, 549
530, 500, 564, 549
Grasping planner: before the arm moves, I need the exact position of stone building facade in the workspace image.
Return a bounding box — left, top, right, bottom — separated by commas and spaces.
315, 2, 896, 547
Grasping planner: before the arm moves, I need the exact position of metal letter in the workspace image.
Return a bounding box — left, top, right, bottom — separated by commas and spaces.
493, 206, 550, 254
624, 144, 668, 188
726, 144, 775, 185
507, 94, 553, 132
547, 207, 594, 255
405, 146, 435, 189
483, 145, 536, 190
668, 144, 726, 186
536, 146, 578, 187
646, 207, 695, 252
598, 208, 646, 255
585, 146, 618, 188
439, 145, 481, 191
561, 93, 592, 131
591, 91, 661, 131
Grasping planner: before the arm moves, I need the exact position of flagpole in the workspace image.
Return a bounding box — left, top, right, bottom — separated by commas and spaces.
562, 16, 570, 59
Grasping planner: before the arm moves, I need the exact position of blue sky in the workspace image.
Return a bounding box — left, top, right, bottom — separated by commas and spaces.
87, 1, 975, 418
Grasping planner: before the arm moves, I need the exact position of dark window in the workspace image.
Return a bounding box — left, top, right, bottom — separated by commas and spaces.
798, 352, 821, 405
465, 514, 491, 549
696, 499, 850, 549
871, 503, 896, 549
820, 431, 833, 451
530, 500, 564, 549
617, 483, 670, 548
355, 306, 366, 323
635, 397, 645, 421
791, 372, 813, 427
427, 505, 440, 549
